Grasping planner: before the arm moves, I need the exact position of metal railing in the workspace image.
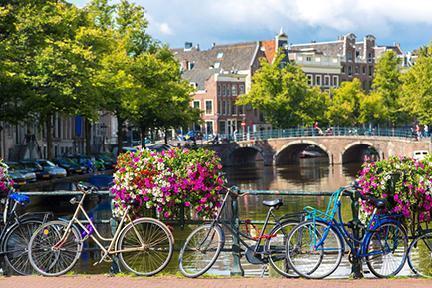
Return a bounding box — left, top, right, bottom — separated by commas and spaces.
20, 188, 365, 278
207, 127, 424, 143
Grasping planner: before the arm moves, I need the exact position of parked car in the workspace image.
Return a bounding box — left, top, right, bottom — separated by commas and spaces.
96, 153, 116, 169
19, 160, 51, 180
68, 155, 99, 172
6, 162, 37, 183
146, 144, 173, 152
53, 158, 84, 175
7, 169, 27, 188
35, 159, 67, 178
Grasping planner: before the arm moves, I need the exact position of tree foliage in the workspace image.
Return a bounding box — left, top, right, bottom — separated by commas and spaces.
237, 54, 328, 128
400, 44, 432, 125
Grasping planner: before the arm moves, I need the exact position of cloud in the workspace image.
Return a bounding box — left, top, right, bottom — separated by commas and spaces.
69, 0, 432, 50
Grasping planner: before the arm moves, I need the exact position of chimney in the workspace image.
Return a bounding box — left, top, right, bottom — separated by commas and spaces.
195, 43, 200, 51
212, 42, 216, 48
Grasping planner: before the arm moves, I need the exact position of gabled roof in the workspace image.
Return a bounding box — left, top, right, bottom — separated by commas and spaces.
291, 41, 344, 57
172, 42, 258, 89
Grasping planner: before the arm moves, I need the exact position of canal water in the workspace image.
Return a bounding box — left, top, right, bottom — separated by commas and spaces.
21, 158, 414, 277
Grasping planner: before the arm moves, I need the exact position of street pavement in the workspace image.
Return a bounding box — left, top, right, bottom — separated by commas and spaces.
1, 276, 431, 288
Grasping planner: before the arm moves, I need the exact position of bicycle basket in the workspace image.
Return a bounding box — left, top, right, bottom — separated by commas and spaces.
304, 187, 344, 222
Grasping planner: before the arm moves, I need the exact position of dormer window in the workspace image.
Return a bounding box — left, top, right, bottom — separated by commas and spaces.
188, 62, 195, 70
306, 56, 312, 62
214, 62, 220, 69
217, 52, 224, 59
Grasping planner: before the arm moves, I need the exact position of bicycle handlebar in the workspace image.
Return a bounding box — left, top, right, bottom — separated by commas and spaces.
224, 185, 249, 197
76, 182, 98, 194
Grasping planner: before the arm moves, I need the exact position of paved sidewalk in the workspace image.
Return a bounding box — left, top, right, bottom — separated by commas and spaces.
1, 276, 431, 288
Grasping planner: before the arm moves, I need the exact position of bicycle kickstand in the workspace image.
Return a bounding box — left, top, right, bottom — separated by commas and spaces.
260, 264, 269, 278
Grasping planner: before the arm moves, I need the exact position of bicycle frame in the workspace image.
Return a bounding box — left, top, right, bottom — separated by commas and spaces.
208, 189, 298, 260
55, 192, 146, 263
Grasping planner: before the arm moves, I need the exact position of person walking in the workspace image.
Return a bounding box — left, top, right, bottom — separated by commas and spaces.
424, 124, 429, 138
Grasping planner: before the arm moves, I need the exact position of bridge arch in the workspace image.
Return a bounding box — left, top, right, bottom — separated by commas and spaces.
342, 141, 381, 164
228, 145, 264, 166
274, 140, 331, 165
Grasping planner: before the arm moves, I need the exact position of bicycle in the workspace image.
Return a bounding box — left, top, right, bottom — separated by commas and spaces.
0, 191, 52, 275
28, 182, 174, 276
407, 223, 432, 277
178, 185, 304, 278
287, 184, 408, 279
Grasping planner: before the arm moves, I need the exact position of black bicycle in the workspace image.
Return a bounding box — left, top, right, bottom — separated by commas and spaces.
407, 223, 432, 277
0, 191, 51, 275
178, 186, 304, 278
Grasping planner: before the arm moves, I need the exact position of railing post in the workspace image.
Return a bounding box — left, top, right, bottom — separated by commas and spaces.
350, 193, 363, 279
109, 197, 121, 274
230, 193, 244, 276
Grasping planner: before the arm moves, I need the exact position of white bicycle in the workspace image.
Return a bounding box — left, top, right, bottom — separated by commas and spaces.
27, 183, 174, 276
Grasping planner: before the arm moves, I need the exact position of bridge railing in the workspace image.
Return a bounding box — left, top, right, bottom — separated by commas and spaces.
213, 127, 418, 142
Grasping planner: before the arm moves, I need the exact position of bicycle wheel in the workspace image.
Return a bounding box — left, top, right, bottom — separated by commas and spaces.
3, 219, 42, 275
408, 231, 432, 277
178, 223, 224, 278
28, 220, 82, 276
117, 218, 174, 276
266, 220, 299, 277
365, 222, 408, 278
287, 220, 343, 279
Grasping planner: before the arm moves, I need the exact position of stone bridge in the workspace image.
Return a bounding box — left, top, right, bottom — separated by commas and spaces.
208, 136, 431, 166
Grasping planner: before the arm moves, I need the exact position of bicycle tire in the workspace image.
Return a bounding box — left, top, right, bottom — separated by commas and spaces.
178, 223, 224, 278
2, 219, 43, 275
365, 222, 407, 278
28, 220, 83, 276
407, 231, 432, 277
287, 220, 343, 279
266, 220, 299, 278
117, 217, 174, 276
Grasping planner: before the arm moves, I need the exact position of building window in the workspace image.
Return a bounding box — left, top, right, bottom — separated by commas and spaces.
341, 65, 345, 73
238, 105, 244, 115
231, 101, 237, 115
332, 76, 339, 87
218, 100, 222, 114
307, 74, 313, 86
306, 56, 312, 62
315, 75, 322, 86
355, 50, 360, 58
355, 65, 359, 74
217, 84, 221, 96
193, 100, 200, 109
362, 66, 366, 74
205, 121, 213, 134
368, 67, 373, 77
219, 121, 226, 134
232, 85, 237, 96
368, 52, 373, 63
222, 84, 226, 96
347, 51, 353, 61
216, 52, 224, 59
226, 84, 231, 96
221, 100, 226, 114
225, 101, 229, 115
348, 65, 352, 76
324, 75, 330, 86
239, 84, 245, 94
188, 62, 195, 70
205, 100, 213, 115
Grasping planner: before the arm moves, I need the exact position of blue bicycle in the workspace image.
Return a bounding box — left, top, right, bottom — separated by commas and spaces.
286, 184, 408, 279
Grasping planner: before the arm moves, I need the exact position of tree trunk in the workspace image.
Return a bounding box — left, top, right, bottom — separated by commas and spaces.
116, 115, 124, 155
164, 128, 168, 144
85, 118, 92, 155
140, 125, 146, 148
45, 114, 53, 160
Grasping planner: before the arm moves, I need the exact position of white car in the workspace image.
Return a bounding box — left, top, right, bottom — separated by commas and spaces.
413, 150, 429, 160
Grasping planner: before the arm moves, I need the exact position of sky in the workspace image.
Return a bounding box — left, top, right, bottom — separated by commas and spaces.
70, 0, 432, 52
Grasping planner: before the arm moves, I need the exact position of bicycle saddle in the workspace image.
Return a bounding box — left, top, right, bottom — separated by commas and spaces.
9, 192, 30, 204
262, 199, 283, 209
368, 197, 387, 209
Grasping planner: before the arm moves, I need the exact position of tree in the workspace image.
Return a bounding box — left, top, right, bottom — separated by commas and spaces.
326, 78, 364, 126
2, 1, 102, 159
372, 50, 404, 124
359, 91, 387, 125
237, 54, 328, 128
400, 44, 432, 125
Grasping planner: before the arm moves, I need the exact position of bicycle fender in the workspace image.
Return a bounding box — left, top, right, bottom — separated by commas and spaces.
361, 219, 406, 255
